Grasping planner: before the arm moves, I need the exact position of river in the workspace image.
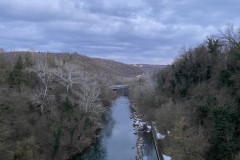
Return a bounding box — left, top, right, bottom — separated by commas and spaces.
73, 96, 158, 160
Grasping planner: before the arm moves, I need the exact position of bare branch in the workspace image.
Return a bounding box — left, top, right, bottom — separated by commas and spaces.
53, 63, 82, 93
26, 56, 55, 113
76, 80, 104, 115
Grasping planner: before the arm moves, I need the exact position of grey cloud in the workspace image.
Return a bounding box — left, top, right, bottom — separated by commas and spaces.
0, 0, 240, 64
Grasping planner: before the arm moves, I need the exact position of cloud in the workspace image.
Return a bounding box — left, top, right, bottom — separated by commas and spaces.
0, 0, 240, 64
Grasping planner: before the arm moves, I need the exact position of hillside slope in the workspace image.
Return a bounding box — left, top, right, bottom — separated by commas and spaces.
3, 52, 143, 78
131, 26, 240, 160
0, 51, 141, 160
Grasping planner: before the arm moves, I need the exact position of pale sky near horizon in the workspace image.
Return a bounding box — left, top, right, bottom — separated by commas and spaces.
0, 0, 240, 64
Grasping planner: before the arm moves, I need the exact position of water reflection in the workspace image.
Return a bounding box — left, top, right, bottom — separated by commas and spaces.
142, 133, 158, 160
78, 138, 107, 160
102, 109, 115, 138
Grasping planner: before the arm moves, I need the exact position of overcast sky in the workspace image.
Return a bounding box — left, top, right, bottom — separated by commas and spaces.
0, 0, 240, 64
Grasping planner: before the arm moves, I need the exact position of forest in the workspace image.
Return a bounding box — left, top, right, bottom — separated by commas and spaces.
131, 25, 240, 160
0, 51, 142, 160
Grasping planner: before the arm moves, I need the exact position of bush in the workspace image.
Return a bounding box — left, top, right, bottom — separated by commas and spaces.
166, 117, 209, 160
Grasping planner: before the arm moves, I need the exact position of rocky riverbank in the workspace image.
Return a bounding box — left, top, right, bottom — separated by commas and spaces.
130, 104, 153, 160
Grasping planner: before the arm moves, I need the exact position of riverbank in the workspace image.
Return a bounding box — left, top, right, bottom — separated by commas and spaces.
73, 97, 158, 160
131, 104, 159, 160
130, 102, 173, 160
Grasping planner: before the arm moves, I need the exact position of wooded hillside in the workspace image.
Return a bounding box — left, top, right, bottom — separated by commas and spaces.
0, 51, 141, 160
131, 25, 240, 160
1, 51, 142, 78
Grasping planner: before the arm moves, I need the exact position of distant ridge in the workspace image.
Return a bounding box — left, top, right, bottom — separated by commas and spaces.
3, 51, 143, 78
132, 64, 168, 73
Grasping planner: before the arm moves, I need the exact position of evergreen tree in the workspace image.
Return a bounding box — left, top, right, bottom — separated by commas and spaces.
8, 56, 23, 89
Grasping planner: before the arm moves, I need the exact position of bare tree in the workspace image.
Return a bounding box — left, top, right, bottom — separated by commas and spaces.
219, 24, 240, 47
52, 63, 105, 117
53, 63, 82, 93
29, 48, 35, 62
139, 73, 156, 95
77, 80, 105, 116
10, 52, 18, 67
27, 58, 55, 113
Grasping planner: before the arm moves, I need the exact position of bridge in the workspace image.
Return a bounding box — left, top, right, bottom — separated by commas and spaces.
110, 85, 129, 96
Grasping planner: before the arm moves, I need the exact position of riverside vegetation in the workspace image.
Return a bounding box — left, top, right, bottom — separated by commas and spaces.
0, 51, 142, 160
130, 25, 240, 160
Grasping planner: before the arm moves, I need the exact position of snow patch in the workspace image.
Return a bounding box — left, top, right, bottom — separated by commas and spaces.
167, 131, 171, 135
133, 118, 151, 133
146, 126, 151, 133
156, 133, 165, 139
163, 154, 172, 160
152, 122, 165, 139
147, 125, 151, 129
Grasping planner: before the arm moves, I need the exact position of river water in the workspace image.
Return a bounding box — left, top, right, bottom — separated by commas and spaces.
73, 96, 158, 160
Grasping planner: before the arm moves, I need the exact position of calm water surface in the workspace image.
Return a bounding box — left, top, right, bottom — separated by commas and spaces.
74, 96, 158, 160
